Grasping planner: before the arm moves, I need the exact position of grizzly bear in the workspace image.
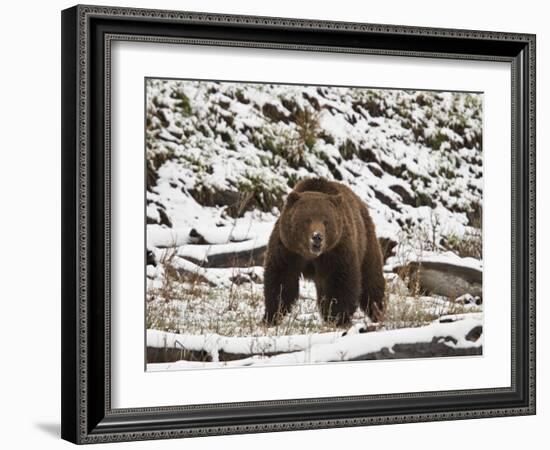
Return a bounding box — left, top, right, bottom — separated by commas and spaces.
263, 178, 385, 327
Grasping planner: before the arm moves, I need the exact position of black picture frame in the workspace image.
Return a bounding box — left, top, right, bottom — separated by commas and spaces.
61, 4, 536, 444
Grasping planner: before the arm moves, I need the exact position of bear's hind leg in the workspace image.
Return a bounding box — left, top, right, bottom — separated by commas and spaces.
359, 256, 386, 323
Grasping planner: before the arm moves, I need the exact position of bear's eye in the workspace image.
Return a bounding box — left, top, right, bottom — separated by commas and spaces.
305, 218, 312, 225
323, 219, 329, 226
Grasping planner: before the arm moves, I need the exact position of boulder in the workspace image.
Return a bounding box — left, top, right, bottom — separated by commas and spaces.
394, 260, 482, 298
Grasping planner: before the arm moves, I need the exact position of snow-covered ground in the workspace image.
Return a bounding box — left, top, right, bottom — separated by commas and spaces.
145, 79, 483, 369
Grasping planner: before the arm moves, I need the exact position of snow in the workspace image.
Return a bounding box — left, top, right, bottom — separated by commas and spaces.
385, 249, 483, 272
148, 221, 273, 248
147, 328, 343, 357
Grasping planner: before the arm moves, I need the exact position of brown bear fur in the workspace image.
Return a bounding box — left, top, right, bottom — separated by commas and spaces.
263, 178, 386, 327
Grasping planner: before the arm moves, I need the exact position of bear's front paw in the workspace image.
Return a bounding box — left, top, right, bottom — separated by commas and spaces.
341, 322, 380, 336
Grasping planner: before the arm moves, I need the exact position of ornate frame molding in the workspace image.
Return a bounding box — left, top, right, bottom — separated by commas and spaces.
61, 4, 536, 444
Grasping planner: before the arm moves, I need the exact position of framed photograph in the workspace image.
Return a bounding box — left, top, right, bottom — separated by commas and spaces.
61, 4, 536, 444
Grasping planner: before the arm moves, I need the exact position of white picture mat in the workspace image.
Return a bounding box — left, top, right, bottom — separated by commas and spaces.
111, 41, 511, 409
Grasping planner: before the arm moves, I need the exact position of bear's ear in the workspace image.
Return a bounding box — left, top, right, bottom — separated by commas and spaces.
285, 191, 301, 207
329, 194, 343, 207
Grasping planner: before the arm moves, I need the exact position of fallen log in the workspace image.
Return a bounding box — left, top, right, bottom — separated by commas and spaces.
147, 346, 293, 364
182, 244, 267, 268
393, 260, 482, 298
167, 255, 264, 287
350, 337, 482, 360
146, 316, 482, 365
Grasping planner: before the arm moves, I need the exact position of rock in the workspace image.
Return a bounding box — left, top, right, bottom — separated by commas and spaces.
230, 271, 263, 285
465, 326, 482, 342
456, 293, 482, 305
394, 260, 482, 298
188, 228, 208, 245
158, 208, 172, 227
373, 189, 402, 212
378, 237, 398, 261
342, 323, 380, 336
146, 250, 156, 267
188, 187, 241, 210
389, 184, 416, 206
262, 103, 289, 123
146, 203, 172, 227
302, 92, 321, 111
367, 163, 384, 177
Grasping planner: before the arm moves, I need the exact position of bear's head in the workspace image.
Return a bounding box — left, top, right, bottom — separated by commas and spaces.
279, 191, 344, 259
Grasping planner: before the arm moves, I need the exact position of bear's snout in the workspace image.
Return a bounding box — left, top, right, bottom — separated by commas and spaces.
310, 231, 324, 254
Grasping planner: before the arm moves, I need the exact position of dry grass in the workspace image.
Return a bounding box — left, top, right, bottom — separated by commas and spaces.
147, 248, 333, 336
147, 278, 342, 337
442, 228, 482, 259
275, 107, 321, 168
147, 249, 482, 339
383, 275, 480, 329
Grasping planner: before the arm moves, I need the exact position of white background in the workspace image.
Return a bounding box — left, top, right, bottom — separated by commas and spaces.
0, 0, 546, 449
113, 42, 511, 408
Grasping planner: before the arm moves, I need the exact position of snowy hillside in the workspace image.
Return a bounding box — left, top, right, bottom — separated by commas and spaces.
145, 78, 483, 369
146, 79, 482, 240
